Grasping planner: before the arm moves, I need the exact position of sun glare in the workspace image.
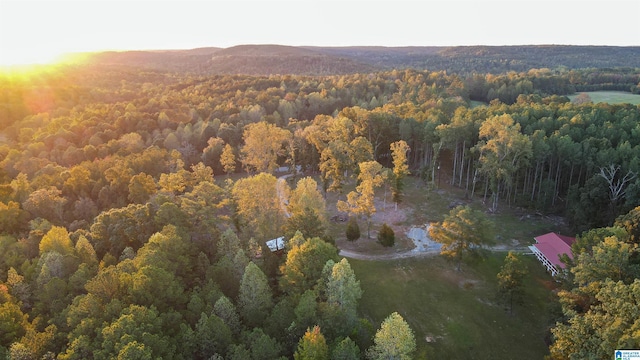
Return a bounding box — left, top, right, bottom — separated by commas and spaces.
0, 48, 69, 69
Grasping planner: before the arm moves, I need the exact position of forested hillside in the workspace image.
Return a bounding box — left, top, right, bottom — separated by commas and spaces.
1, 50, 639, 359
67, 45, 640, 75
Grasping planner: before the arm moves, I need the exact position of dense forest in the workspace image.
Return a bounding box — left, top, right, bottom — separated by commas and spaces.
1, 46, 640, 359
71, 44, 640, 76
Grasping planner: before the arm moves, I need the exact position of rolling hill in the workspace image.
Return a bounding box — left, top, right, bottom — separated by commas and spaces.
74, 44, 640, 75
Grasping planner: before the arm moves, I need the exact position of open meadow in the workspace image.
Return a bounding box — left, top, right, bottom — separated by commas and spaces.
568, 91, 640, 105
319, 174, 568, 359
350, 255, 558, 359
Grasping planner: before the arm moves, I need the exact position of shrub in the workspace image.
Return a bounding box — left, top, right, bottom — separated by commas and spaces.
377, 223, 395, 247
346, 217, 361, 241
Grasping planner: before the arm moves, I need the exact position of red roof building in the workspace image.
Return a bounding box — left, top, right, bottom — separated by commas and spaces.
529, 232, 576, 276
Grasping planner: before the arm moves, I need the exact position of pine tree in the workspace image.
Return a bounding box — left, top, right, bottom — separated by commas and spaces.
346, 217, 361, 241
326, 259, 363, 333
377, 223, 395, 247
238, 262, 273, 328
294, 326, 329, 360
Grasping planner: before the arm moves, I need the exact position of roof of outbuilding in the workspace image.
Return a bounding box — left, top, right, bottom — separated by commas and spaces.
266, 236, 285, 252
533, 232, 576, 268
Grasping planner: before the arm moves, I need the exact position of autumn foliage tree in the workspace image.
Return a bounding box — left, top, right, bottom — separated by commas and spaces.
294, 326, 329, 360
338, 161, 385, 238
390, 140, 410, 208
241, 121, 292, 173
497, 251, 527, 314
429, 205, 493, 271
220, 143, 237, 176
475, 114, 532, 212
367, 312, 416, 360
232, 172, 287, 241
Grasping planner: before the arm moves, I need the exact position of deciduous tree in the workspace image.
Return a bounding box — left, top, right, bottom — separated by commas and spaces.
39, 226, 74, 256
128, 173, 156, 204
475, 114, 532, 212
288, 177, 328, 226
615, 206, 640, 244
232, 172, 287, 241
497, 251, 527, 314
319, 140, 351, 194
338, 161, 385, 238
220, 143, 237, 176
550, 279, 640, 360
280, 237, 340, 296
390, 140, 410, 208
22, 186, 66, 224
367, 312, 416, 360
429, 205, 493, 271
241, 121, 291, 173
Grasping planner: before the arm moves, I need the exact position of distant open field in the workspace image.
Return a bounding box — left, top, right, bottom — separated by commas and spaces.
470, 100, 488, 108
568, 91, 640, 105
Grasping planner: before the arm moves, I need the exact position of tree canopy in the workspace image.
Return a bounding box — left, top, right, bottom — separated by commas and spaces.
0, 51, 638, 360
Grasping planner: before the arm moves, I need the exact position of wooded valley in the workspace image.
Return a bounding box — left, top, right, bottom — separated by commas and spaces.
1, 45, 640, 359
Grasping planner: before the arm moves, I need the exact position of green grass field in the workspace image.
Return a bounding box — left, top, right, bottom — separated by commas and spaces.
350, 254, 559, 359
470, 100, 489, 108
568, 91, 640, 105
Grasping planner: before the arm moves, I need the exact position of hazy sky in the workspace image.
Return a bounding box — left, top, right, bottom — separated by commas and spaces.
1, 0, 639, 61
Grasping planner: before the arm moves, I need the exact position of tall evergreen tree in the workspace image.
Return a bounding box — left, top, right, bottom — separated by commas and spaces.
326, 259, 362, 331
238, 262, 273, 328
294, 326, 329, 360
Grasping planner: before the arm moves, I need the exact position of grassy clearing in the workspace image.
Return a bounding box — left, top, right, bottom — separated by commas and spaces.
568, 91, 640, 105
350, 253, 559, 359
470, 100, 489, 108
324, 174, 573, 253
319, 173, 565, 358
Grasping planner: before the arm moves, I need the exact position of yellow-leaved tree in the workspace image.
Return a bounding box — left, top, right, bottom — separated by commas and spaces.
241, 121, 291, 173
337, 161, 385, 238
232, 172, 287, 241
367, 312, 416, 360
429, 205, 493, 271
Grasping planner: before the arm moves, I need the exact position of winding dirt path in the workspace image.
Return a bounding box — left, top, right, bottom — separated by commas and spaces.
337, 248, 440, 260
279, 173, 527, 261
336, 226, 530, 261
276, 174, 292, 218
337, 226, 443, 260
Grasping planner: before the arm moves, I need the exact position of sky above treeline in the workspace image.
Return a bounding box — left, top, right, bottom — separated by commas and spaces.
1, 0, 639, 64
